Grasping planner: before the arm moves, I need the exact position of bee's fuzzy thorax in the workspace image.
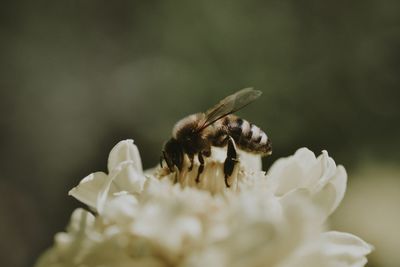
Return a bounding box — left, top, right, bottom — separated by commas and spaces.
172, 113, 204, 139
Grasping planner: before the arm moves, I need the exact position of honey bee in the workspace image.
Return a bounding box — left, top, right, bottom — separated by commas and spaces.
161, 88, 272, 187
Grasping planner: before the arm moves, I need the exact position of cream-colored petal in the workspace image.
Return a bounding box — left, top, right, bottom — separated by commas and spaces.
67, 208, 96, 233
103, 194, 138, 226
320, 231, 373, 263
328, 165, 347, 213
307, 150, 337, 191
267, 160, 307, 195
267, 148, 347, 216
131, 202, 202, 257
308, 164, 347, 217
110, 161, 147, 194
108, 139, 143, 173
95, 161, 146, 213
279, 231, 372, 267
266, 148, 316, 195
69, 140, 145, 213
237, 150, 263, 171
68, 172, 108, 210
293, 147, 317, 170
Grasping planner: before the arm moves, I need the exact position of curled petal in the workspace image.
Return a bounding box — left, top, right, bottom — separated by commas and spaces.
69, 140, 146, 213
108, 161, 147, 194
307, 151, 338, 193
280, 231, 373, 267
312, 165, 347, 216
267, 148, 316, 195
68, 164, 145, 214
320, 231, 373, 264
97, 161, 146, 213
68, 172, 108, 210
108, 139, 143, 173
267, 148, 347, 216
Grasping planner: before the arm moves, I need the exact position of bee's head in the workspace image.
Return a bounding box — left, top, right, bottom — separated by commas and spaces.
162, 138, 184, 172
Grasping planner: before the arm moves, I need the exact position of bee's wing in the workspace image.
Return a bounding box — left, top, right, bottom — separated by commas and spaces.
197, 88, 262, 132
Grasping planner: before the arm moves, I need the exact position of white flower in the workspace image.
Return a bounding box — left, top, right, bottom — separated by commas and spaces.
36, 139, 372, 267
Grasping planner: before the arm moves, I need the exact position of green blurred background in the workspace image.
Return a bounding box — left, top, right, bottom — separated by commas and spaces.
1, 1, 399, 267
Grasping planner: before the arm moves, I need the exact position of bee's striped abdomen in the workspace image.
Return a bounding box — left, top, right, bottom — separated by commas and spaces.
210, 115, 272, 155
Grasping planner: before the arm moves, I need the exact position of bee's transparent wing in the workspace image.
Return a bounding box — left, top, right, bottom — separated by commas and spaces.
197, 88, 262, 131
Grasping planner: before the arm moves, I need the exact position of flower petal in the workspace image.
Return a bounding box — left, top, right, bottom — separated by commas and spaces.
103, 194, 138, 226
267, 148, 347, 216
108, 139, 143, 173
110, 161, 147, 194
312, 165, 347, 216
307, 150, 337, 191
96, 161, 147, 213
279, 231, 373, 267
68, 172, 108, 210
328, 165, 347, 213
131, 201, 203, 258
267, 148, 317, 195
69, 140, 146, 213
319, 231, 373, 264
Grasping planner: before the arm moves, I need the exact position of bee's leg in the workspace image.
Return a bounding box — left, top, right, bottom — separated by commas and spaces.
159, 156, 164, 168
188, 154, 194, 171
224, 136, 238, 188
195, 153, 205, 183
203, 145, 211, 157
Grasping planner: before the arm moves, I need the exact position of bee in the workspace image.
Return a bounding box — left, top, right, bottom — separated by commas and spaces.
161, 88, 272, 187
